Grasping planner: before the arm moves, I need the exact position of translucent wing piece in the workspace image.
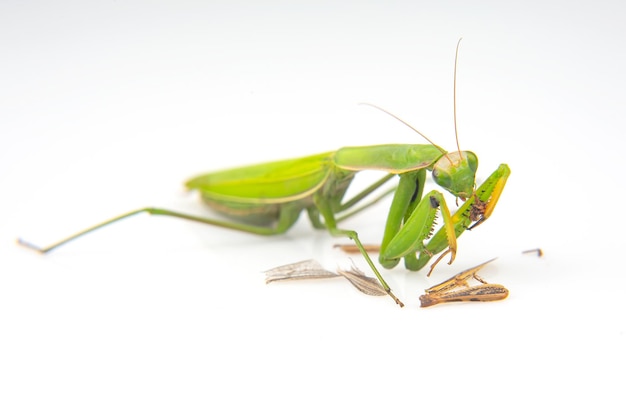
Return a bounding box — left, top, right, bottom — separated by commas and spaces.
264, 259, 339, 283
264, 259, 387, 297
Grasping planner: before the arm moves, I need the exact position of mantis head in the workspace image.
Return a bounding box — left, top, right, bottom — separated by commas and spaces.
432, 151, 478, 200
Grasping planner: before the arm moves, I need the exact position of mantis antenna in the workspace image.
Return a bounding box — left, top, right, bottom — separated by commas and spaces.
359, 102, 453, 165
453, 38, 463, 158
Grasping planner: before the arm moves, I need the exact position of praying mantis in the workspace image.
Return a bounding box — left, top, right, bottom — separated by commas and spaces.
18, 40, 510, 307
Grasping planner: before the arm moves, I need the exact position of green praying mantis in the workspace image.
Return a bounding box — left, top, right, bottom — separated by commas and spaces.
18, 40, 510, 307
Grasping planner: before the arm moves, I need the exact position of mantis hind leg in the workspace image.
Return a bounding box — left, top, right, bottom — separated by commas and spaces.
18, 204, 303, 254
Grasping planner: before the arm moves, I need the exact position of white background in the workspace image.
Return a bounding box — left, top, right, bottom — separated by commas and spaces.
1, 1, 624, 416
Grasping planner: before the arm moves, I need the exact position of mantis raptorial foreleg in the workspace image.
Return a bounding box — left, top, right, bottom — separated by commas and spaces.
335, 164, 510, 275
334, 169, 457, 273
415, 163, 511, 273
377, 170, 426, 270
379, 189, 457, 271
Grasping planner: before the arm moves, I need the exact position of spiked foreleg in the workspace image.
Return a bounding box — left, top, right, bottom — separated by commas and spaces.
412, 163, 511, 272
379, 190, 456, 271
378, 171, 425, 269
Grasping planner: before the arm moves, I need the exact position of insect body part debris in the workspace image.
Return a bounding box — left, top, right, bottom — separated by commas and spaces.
419, 284, 509, 307
419, 258, 509, 307
266, 258, 507, 309
264, 259, 340, 283
522, 248, 544, 257
264, 259, 392, 302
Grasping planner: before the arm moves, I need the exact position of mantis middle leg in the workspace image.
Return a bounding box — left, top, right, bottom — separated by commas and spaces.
313, 192, 404, 307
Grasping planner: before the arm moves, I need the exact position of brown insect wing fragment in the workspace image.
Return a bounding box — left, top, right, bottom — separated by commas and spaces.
337, 265, 388, 297
265, 259, 388, 297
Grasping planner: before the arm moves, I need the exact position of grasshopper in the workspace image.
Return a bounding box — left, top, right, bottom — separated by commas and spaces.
18, 40, 510, 307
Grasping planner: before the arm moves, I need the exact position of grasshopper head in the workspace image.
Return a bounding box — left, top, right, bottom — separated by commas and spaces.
432, 151, 478, 199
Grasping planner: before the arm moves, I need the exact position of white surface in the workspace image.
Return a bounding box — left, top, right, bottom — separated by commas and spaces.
1, 1, 624, 416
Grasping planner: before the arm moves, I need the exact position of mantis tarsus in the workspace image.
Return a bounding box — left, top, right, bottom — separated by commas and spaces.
18, 40, 510, 308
